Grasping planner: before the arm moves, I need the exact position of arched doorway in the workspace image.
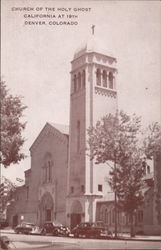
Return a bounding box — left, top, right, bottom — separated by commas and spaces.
70, 200, 82, 229
39, 192, 54, 226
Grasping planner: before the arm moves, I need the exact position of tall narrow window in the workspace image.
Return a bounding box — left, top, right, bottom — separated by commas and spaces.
45, 167, 48, 182
26, 186, 29, 200
96, 69, 101, 86
82, 70, 86, 88
48, 161, 52, 182
77, 120, 80, 152
147, 165, 150, 174
103, 70, 107, 88
74, 75, 77, 92
109, 72, 114, 89
78, 72, 81, 90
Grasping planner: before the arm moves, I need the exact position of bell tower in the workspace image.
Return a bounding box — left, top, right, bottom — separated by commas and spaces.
67, 30, 118, 228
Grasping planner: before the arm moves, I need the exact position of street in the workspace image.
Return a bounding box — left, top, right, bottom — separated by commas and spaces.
1, 232, 161, 250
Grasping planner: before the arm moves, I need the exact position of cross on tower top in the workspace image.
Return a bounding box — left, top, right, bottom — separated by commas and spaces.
91, 25, 95, 35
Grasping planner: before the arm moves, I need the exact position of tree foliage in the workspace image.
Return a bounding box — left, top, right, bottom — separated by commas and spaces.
143, 122, 161, 224
88, 111, 144, 235
0, 177, 16, 214
143, 122, 161, 159
0, 81, 27, 167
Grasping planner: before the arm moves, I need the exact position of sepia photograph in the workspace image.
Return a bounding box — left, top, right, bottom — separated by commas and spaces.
0, 0, 161, 249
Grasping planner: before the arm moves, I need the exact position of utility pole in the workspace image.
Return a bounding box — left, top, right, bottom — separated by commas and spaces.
114, 161, 117, 238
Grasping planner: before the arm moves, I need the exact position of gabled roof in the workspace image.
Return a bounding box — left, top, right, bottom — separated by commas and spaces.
48, 122, 69, 135
30, 122, 69, 152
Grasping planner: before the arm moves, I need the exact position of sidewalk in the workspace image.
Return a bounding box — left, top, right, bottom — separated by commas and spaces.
9, 241, 51, 249
0, 228, 15, 234
116, 233, 161, 242
1, 229, 161, 243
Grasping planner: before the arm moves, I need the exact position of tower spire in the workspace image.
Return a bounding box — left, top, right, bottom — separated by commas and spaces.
91, 25, 95, 35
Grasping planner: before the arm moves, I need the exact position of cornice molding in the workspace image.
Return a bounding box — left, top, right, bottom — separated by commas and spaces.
95, 86, 117, 98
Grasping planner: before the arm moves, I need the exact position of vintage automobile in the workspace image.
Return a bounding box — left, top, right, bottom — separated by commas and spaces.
14, 222, 37, 234
41, 221, 70, 237
0, 220, 8, 229
71, 221, 112, 239
30, 225, 43, 235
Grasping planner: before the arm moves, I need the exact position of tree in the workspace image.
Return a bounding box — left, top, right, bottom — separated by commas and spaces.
0, 81, 27, 167
143, 122, 161, 224
88, 111, 144, 237
143, 122, 161, 159
0, 177, 16, 216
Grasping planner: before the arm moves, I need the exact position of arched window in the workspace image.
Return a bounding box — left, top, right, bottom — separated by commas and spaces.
82, 70, 86, 88
78, 72, 81, 90
42, 153, 53, 184
96, 69, 101, 86
44, 160, 52, 183
103, 70, 107, 88
74, 75, 77, 92
109, 72, 114, 89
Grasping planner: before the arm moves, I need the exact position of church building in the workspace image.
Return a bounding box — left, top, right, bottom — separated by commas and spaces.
7, 32, 117, 229
7, 31, 160, 235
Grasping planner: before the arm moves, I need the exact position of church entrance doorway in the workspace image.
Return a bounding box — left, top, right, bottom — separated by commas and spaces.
39, 192, 54, 226
12, 214, 18, 228
46, 209, 52, 221
71, 213, 81, 229
70, 200, 82, 229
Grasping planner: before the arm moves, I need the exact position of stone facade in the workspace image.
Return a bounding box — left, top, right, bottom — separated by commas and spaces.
7, 123, 69, 227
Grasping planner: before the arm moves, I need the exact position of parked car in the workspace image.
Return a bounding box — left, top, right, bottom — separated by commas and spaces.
0, 220, 8, 229
14, 222, 36, 234
41, 221, 70, 237
71, 221, 112, 239
58, 225, 70, 236
30, 225, 43, 235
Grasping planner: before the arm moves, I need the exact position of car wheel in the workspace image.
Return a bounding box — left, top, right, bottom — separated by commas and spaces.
78, 233, 85, 238
41, 229, 46, 236
53, 231, 58, 236
74, 233, 78, 238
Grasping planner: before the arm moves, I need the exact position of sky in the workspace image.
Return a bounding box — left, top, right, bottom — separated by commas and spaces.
1, 0, 161, 183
